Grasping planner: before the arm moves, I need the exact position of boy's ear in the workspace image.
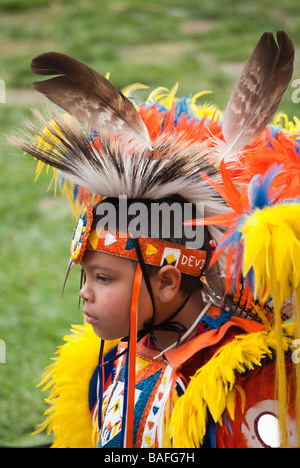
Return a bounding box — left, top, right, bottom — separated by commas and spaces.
156, 265, 182, 303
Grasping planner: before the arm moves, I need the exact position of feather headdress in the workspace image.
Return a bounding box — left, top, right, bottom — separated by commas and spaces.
9, 51, 231, 308
9, 31, 295, 299
11, 105, 223, 210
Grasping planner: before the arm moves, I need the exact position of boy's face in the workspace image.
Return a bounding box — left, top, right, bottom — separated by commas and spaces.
80, 250, 153, 340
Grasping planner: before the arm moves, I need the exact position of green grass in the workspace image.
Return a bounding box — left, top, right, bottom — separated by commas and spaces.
0, 0, 300, 447
1, 0, 300, 112
0, 107, 80, 447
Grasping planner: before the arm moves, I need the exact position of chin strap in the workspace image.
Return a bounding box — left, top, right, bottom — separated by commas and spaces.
97, 263, 143, 448
136, 288, 194, 345
121, 261, 143, 448
97, 234, 200, 368
97, 237, 203, 448
153, 300, 212, 359
132, 236, 195, 346
132, 237, 156, 317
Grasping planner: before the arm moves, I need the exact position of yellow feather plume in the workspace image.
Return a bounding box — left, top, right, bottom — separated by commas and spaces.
34, 322, 118, 448
241, 203, 300, 304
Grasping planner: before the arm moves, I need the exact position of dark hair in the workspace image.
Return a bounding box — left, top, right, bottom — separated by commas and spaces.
92, 195, 211, 294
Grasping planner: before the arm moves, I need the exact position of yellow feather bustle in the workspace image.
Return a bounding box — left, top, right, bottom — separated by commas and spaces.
240, 201, 300, 446
34, 322, 118, 448
170, 322, 295, 448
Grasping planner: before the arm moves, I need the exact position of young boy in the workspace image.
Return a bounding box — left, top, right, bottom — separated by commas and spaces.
11, 30, 300, 448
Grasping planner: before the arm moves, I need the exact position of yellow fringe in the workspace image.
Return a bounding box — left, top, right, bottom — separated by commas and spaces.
34, 322, 118, 448
294, 285, 300, 447
170, 322, 295, 448
272, 112, 300, 134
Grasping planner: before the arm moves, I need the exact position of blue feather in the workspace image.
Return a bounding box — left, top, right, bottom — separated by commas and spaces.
201, 306, 233, 330
248, 164, 284, 210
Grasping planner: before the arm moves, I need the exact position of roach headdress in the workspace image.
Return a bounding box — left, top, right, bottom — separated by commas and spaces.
10, 31, 295, 268
10, 50, 232, 303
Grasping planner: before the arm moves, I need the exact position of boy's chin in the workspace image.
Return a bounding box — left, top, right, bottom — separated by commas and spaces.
92, 326, 124, 342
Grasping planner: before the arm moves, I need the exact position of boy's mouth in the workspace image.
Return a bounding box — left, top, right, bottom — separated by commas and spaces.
83, 310, 99, 325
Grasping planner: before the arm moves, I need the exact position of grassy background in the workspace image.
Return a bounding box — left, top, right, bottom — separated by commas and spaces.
1, 0, 300, 447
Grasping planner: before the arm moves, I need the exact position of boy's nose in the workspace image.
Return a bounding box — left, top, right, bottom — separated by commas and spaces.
79, 282, 94, 303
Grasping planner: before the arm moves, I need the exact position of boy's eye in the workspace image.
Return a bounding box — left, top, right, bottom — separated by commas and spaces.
96, 275, 111, 284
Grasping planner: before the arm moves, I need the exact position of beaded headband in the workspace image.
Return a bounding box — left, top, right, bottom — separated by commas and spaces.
70, 205, 207, 277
